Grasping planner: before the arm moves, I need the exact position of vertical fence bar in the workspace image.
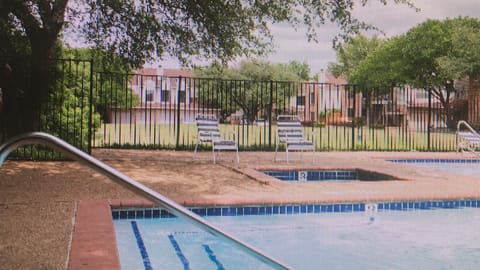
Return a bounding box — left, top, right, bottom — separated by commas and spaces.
351, 85, 356, 151
268, 80, 273, 148
427, 88, 432, 151
88, 58, 94, 154
176, 76, 182, 150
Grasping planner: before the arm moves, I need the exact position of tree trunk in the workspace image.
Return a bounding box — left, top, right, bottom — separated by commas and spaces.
0, 1, 66, 140
1, 35, 54, 139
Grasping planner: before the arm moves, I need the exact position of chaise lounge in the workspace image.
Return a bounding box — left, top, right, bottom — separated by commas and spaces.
193, 113, 239, 164
275, 115, 315, 163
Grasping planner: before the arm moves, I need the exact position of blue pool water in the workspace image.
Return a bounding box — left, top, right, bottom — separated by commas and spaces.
390, 159, 480, 178
114, 203, 480, 270
262, 169, 396, 182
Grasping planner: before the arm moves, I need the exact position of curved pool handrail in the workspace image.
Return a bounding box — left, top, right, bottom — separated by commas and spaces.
0, 132, 291, 270
457, 120, 479, 134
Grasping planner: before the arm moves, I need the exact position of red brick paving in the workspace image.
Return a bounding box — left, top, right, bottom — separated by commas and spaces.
68, 200, 120, 270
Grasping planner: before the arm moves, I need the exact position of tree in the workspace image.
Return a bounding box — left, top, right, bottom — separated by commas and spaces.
1, 1, 67, 140
349, 35, 406, 86
68, 48, 140, 123
39, 47, 138, 149
436, 18, 480, 80
194, 60, 309, 121
349, 17, 480, 127
286, 60, 311, 81
328, 35, 384, 80
40, 56, 100, 150
0, 0, 416, 138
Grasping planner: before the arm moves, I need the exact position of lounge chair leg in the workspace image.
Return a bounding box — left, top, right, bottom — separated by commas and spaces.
193, 141, 199, 160
274, 144, 278, 162
213, 147, 216, 164
286, 148, 289, 164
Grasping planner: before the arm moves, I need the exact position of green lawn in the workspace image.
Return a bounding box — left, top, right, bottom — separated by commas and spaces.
93, 123, 458, 151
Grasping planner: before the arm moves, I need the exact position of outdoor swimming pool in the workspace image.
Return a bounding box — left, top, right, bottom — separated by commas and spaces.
113, 201, 480, 269
390, 159, 480, 178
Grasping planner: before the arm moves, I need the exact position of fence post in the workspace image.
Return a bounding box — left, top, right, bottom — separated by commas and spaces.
88, 58, 94, 154
175, 76, 182, 150
351, 85, 356, 151
427, 87, 432, 151
268, 80, 273, 148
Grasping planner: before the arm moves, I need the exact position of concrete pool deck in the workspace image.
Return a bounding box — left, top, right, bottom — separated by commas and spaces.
1, 150, 480, 269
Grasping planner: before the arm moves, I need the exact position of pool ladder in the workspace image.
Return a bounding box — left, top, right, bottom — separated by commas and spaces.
0, 132, 291, 270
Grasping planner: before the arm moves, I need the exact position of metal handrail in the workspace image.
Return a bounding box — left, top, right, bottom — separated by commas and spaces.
457, 120, 479, 134
0, 132, 290, 270
456, 120, 480, 154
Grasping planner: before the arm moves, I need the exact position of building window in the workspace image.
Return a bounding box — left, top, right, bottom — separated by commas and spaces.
161, 90, 170, 102
416, 90, 429, 99
178, 91, 186, 103
145, 89, 154, 102
162, 79, 170, 90
296, 96, 306, 106
348, 108, 354, 117
310, 92, 315, 104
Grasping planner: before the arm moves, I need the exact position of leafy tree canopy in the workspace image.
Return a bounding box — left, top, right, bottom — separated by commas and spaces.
328, 35, 384, 80
348, 35, 406, 86
194, 60, 310, 121
0, 0, 416, 137
40, 46, 137, 147
347, 17, 480, 87
196, 60, 311, 81
436, 18, 480, 80
2, 0, 416, 68
345, 17, 480, 128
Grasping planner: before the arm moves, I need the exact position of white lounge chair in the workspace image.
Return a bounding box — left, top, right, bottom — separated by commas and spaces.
193, 114, 239, 164
275, 115, 315, 163
457, 120, 480, 154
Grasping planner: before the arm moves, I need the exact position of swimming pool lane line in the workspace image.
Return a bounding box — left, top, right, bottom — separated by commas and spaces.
168, 234, 190, 270
130, 221, 153, 270
203, 244, 226, 270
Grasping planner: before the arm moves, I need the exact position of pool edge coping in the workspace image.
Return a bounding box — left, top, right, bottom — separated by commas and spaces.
68, 200, 121, 270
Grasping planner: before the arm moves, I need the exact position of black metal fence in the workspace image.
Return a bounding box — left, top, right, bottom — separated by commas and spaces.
2, 58, 94, 159
3, 58, 471, 158
92, 72, 467, 152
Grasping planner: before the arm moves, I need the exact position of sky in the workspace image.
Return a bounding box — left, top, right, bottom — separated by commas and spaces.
151, 0, 480, 74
